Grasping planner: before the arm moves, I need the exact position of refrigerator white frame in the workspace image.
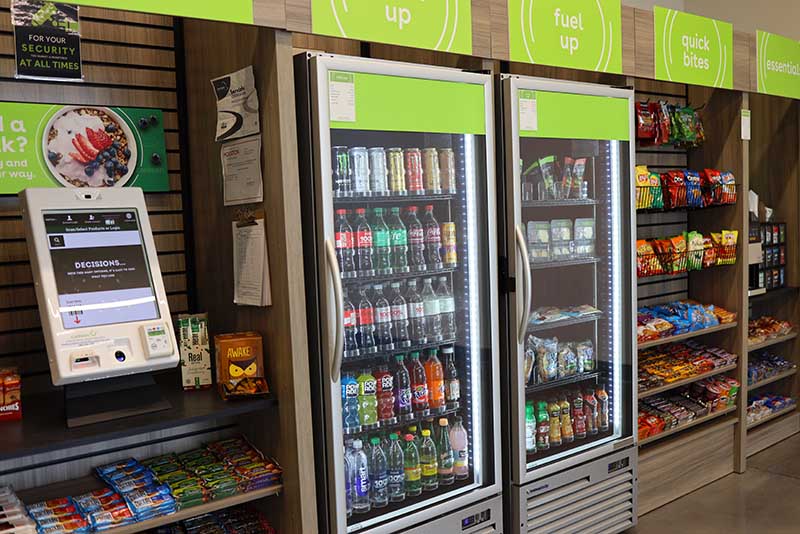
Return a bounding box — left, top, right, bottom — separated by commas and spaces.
501, 74, 638, 486
307, 53, 502, 534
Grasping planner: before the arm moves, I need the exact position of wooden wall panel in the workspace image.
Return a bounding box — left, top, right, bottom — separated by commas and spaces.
285, 0, 311, 33
471, 0, 492, 58
622, 5, 636, 76
634, 8, 655, 80
253, 0, 287, 29
489, 0, 508, 61
733, 31, 752, 92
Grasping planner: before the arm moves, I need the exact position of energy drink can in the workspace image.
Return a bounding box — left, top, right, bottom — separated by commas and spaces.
422, 148, 442, 193
349, 147, 370, 196
405, 148, 424, 194
444, 244, 458, 267
388, 147, 406, 196
332, 146, 351, 197
441, 222, 456, 247
438, 148, 456, 193
368, 147, 388, 196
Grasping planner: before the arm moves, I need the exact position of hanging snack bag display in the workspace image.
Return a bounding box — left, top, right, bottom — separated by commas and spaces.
214, 332, 270, 399
684, 170, 704, 208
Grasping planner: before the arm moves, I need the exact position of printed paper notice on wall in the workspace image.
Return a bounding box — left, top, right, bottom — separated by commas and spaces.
654, 7, 733, 89
518, 90, 538, 132
741, 109, 751, 141
211, 66, 260, 142
328, 71, 356, 123
12, 0, 83, 82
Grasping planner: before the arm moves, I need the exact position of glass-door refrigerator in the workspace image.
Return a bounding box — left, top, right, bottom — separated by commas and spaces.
499, 75, 638, 533
296, 53, 502, 534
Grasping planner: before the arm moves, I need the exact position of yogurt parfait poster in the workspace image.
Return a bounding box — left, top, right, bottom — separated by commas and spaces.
0, 103, 169, 194
12, 0, 83, 81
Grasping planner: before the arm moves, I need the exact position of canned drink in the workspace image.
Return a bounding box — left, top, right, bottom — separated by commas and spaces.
349, 147, 370, 195
405, 148, 424, 194
444, 244, 458, 266
368, 147, 388, 196
441, 222, 456, 247
422, 148, 442, 193
387, 147, 407, 195
332, 146, 351, 196
438, 148, 456, 193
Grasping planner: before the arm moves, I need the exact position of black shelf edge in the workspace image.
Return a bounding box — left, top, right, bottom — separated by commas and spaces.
342, 338, 458, 365
0, 372, 277, 463
522, 199, 598, 208
528, 312, 603, 333
340, 266, 458, 286
343, 406, 460, 437
530, 257, 600, 270
526, 372, 602, 395
636, 202, 737, 214
333, 192, 455, 204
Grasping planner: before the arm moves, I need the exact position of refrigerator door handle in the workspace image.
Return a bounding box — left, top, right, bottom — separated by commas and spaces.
515, 224, 532, 345
324, 239, 344, 382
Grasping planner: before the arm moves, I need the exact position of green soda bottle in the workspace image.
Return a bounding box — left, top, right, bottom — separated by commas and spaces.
403, 433, 422, 496
420, 429, 439, 492
437, 418, 454, 486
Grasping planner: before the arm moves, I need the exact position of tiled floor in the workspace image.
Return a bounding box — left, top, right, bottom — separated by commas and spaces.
630, 434, 800, 533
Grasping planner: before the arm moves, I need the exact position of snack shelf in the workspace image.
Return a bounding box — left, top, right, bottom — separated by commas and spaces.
749, 286, 799, 303
333, 192, 454, 204
341, 337, 457, 365
340, 265, 457, 286
530, 257, 600, 270
343, 405, 460, 437
522, 199, 598, 208
638, 363, 738, 399
525, 371, 601, 395
748, 368, 798, 392
637, 244, 737, 278
635, 184, 737, 213
747, 405, 798, 430
17, 476, 283, 534
637, 322, 738, 350
747, 332, 798, 352
0, 372, 277, 462
528, 312, 603, 333
639, 405, 737, 446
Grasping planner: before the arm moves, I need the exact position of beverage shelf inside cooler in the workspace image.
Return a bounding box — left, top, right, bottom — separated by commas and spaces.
525, 428, 616, 467
526, 372, 602, 395
528, 312, 603, 333
343, 405, 460, 437
522, 199, 599, 208
341, 338, 458, 365
530, 257, 600, 270
340, 266, 458, 286
334, 193, 455, 204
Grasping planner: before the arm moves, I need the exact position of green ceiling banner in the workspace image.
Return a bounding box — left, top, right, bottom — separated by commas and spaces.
64, 1, 253, 24
312, 0, 472, 54
757, 30, 800, 100
508, 0, 622, 74
654, 7, 733, 89
519, 90, 630, 141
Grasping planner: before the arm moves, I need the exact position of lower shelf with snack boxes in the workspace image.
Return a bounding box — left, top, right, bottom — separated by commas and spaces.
14, 437, 282, 534
639, 376, 740, 445
638, 341, 738, 398
748, 353, 797, 390
747, 395, 797, 429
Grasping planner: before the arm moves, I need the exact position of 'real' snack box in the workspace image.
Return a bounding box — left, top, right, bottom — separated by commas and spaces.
178, 313, 213, 391
0, 368, 21, 422
214, 332, 269, 400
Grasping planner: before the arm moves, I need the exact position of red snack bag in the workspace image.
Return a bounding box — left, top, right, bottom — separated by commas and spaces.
656, 101, 672, 145
637, 102, 657, 141
701, 168, 723, 205
663, 170, 687, 209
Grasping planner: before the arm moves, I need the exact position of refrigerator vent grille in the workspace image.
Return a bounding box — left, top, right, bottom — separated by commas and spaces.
523, 470, 634, 534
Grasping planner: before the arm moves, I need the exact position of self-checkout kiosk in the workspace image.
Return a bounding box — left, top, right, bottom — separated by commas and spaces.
21, 188, 179, 427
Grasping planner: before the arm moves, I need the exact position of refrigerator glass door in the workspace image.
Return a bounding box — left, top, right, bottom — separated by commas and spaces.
310, 56, 499, 533
505, 78, 635, 483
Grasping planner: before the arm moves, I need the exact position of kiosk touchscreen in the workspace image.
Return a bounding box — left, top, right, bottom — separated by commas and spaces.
21, 188, 179, 387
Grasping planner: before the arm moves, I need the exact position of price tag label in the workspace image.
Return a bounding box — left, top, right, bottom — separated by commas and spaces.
519, 89, 538, 132
329, 71, 356, 123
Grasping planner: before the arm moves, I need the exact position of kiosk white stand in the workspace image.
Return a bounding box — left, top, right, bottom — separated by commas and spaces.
20, 188, 179, 427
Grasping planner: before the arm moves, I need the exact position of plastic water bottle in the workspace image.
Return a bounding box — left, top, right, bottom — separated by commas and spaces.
421, 278, 442, 342
436, 277, 456, 339
406, 206, 426, 271
341, 372, 361, 433
344, 446, 353, 517
420, 429, 439, 492
403, 434, 422, 497
387, 433, 405, 502
390, 283, 411, 348
352, 439, 370, 514
406, 280, 427, 345
372, 208, 392, 275
369, 437, 388, 508
373, 284, 394, 350
357, 369, 379, 429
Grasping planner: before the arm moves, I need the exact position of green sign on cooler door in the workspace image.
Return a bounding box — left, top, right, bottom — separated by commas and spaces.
64, 0, 253, 24
654, 7, 733, 89
312, 0, 472, 54
508, 0, 622, 74
519, 90, 629, 141
757, 30, 800, 100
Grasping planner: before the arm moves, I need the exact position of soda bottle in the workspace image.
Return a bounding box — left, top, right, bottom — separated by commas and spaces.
405, 148, 424, 194
390, 283, 411, 348
357, 369, 379, 429
406, 206, 426, 271
386, 433, 405, 502
343, 289, 359, 357
373, 363, 396, 425
387, 207, 410, 273
421, 278, 442, 342
548, 399, 562, 447
422, 205, 443, 270
419, 429, 438, 491
409, 351, 429, 415
408, 424, 420, 446
372, 209, 392, 275
373, 284, 394, 350
368, 148, 389, 196
332, 146, 351, 196
597, 384, 610, 432
450, 416, 469, 480
357, 287, 377, 353
536, 401, 550, 451
443, 346, 460, 408
344, 444, 353, 517
560, 395, 574, 443
406, 280, 427, 345
584, 389, 599, 436
354, 208, 375, 277
425, 349, 446, 412
351, 439, 370, 514
403, 434, 422, 497
572, 390, 587, 439
393, 354, 413, 421
341, 372, 361, 433
437, 418, 454, 486
335, 209, 355, 277
437, 277, 457, 339
525, 401, 536, 454
369, 437, 388, 508
349, 147, 370, 196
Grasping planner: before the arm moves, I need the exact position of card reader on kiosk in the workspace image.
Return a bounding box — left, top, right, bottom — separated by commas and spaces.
21, 188, 179, 426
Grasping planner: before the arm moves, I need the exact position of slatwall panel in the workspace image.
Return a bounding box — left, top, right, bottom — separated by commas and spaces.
0, 2, 190, 379
635, 79, 690, 307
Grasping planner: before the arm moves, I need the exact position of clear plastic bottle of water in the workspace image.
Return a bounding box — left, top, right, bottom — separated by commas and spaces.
369, 437, 388, 508
351, 439, 371, 514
